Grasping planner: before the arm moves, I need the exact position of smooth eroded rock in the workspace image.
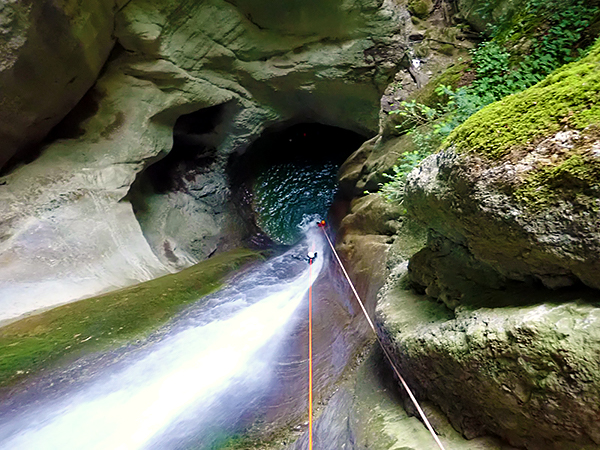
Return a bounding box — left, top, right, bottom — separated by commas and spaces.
0, 0, 118, 169
0, 0, 411, 319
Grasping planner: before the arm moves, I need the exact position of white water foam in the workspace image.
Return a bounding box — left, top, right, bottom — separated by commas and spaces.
0, 236, 326, 450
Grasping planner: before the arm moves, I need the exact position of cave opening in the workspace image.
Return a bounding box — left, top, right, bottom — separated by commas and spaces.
128, 101, 240, 269
229, 122, 367, 246
128, 111, 367, 268
135, 102, 231, 196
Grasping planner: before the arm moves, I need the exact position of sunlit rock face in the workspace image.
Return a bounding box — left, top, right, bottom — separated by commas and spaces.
0, 0, 411, 319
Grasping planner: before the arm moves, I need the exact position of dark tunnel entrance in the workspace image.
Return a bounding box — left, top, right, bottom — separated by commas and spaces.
137, 103, 231, 194
128, 112, 367, 268
229, 122, 367, 246
127, 101, 241, 269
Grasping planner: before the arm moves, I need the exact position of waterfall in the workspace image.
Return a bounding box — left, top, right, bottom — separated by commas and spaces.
0, 229, 326, 450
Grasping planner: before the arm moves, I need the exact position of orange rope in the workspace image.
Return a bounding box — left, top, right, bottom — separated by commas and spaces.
319, 227, 447, 450
308, 250, 314, 450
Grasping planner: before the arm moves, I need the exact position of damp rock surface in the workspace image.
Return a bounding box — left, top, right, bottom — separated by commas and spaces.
377, 278, 600, 450
404, 42, 600, 292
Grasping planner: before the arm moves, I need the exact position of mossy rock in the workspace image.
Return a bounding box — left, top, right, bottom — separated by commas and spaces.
378, 276, 600, 449
513, 127, 600, 210
408, 0, 434, 19
445, 38, 600, 159
438, 43, 455, 56
409, 60, 472, 108
0, 248, 262, 389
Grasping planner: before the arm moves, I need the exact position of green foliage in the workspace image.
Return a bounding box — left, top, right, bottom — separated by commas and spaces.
380, 0, 599, 204
473, 0, 598, 100
388, 100, 440, 131
410, 61, 470, 107
479, 0, 599, 88
482, 0, 599, 47
420, 0, 598, 141
470, 41, 514, 98
468, 0, 599, 101
380, 147, 432, 203
381, 87, 491, 204
445, 40, 600, 159
433, 84, 495, 135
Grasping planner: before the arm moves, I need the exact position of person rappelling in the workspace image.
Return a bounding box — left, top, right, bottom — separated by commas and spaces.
306, 220, 325, 263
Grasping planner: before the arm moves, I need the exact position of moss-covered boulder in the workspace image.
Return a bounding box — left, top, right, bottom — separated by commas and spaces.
404, 39, 600, 292
408, 0, 434, 19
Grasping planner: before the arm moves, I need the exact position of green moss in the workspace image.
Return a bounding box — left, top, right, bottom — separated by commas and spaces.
0, 248, 263, 388
445, 39, 600, 159
439, 44, 455, 56
514, 151, 600, 208
410, 15, 422, 25
408, 0, 433, 19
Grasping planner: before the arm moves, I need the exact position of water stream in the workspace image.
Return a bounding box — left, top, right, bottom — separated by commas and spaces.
0, 229, 326, 450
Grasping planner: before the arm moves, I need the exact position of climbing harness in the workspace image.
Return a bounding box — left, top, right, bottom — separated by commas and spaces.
310, 221, 447, 450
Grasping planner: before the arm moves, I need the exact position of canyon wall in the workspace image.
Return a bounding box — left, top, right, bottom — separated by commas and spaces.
0, 0, 410, 320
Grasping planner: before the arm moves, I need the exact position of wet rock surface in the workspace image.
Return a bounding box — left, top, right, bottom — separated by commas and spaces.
0, 238, 375, 449
260, 342, 515, 450
377, 271, 600, 449
338, 179, 600, 450
335, 36, 600, 450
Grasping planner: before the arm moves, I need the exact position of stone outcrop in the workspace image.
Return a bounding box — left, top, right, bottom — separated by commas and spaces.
0, 0, 120, 169
405, 138, 600, 297
288, 345, 515, 450
336, 19, 600, 450
0, 0, 413, 319
405, 41, 600, 294
377, 269, 600, 450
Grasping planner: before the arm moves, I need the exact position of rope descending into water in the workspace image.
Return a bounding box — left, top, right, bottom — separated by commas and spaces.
320, 227, 447, 450
308, 248, 314, 450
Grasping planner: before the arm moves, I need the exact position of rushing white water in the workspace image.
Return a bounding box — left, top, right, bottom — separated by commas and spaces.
0, 229, 326, 450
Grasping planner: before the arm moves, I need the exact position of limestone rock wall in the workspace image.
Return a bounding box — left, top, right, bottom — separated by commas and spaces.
0, 0, 411, 320
377, 271, 600, 450
0, 0, 120, 169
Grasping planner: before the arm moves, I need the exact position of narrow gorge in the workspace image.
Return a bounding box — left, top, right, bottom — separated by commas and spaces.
0, 0, 599, 449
